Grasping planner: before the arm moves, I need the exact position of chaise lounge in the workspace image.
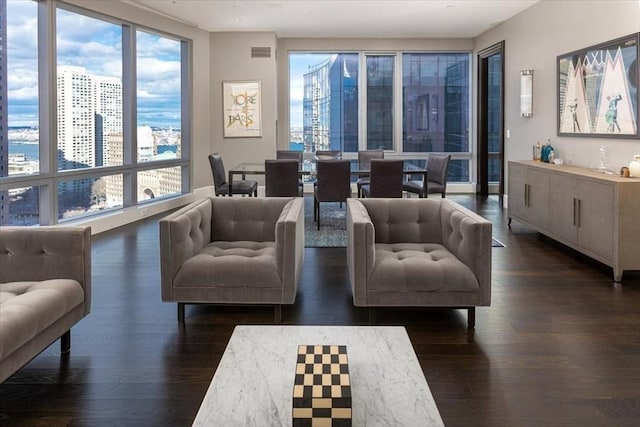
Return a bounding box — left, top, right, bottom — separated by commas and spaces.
346, 198, 492, 327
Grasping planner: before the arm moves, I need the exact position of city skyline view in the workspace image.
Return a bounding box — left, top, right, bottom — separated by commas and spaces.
6, 1, 182, 129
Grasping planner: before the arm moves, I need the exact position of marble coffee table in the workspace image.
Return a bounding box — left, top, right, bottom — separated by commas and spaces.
192, 325, 444, 426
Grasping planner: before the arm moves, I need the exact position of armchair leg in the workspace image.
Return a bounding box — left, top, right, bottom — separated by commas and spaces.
274, 305, 282, 324
61, 330, 71, 354
178, 303, 185, 323
467, 307, 475, 328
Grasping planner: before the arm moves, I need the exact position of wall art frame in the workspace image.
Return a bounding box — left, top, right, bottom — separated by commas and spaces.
222, 80, 262, 138
557, 33, 639, 139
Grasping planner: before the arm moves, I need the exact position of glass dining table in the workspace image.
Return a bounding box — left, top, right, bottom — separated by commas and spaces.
228, 159, 427, 195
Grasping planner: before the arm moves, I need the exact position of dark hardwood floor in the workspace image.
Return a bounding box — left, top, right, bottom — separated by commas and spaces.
1, 195, 639, 426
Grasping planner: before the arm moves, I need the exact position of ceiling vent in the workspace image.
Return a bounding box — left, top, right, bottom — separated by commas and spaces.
251, 47, 271, 58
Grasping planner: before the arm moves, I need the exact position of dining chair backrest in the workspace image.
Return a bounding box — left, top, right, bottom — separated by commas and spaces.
358, 149, 384, 171
427, 154, 451, 185
315, 150, 342, 160
276, 150, 303, 165
208, 153, 228, 190
315, 159, 351, 202
426, 154, 451, 197
265, 159, 301, 197
367, 159, 404, 198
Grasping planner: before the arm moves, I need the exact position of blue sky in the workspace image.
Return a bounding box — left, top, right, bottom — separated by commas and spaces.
7, 1, 340, 131
6, 1, 181, 128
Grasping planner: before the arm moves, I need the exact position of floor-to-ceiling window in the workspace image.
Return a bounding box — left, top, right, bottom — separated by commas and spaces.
291, 53, 359, 154
289, 51, 471, 182
0, 0, 191, 225
366, 54, 394, 151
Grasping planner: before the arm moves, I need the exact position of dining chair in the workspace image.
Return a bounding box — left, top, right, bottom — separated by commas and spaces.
403, 154, 451, 198
360, 159, 404, 198
356, 149, 384, 197
208, 153, 258, 197
313, 159, 351, 230
315, 150, 342, 160
265, 159, 303, 197
276, 150, 304, 193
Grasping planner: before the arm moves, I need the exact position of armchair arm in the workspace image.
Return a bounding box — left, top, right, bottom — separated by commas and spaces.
275, 198, 305, 304
346, 199, 375, 306
439, 200, 492, 306
0, 226, 92, 315
159, 198, 213, 301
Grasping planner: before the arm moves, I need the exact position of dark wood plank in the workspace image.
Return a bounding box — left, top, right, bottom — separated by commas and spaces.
1, 195, 638, 426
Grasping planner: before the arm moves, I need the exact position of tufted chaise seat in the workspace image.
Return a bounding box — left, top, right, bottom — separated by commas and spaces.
347, 198, 492, 327
0, 226, 91, 383
160, 196, 304, 322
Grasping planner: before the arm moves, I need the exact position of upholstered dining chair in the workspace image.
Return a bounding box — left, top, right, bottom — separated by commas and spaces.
265, 159, 303, 197
276, 150, 304, 193
356, 149, 385, 197
313, 159, 351, 230
403, 154, 451, 198
208, 153, 258, 197
315, 150, 342, 160
360, 159, 404, 198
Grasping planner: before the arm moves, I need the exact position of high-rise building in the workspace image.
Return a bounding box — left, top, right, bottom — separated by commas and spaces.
94, 76, 123, 167
56, 66, 122, 171
303, 55, 358, 153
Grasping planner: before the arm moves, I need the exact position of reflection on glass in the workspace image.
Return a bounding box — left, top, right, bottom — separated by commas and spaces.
1, 186, 40, 226
366, 55, 394, 151
402, 53, 470, 154
137, 166, 182, 202
488, 54, 502, 183
58, 175, 123, 220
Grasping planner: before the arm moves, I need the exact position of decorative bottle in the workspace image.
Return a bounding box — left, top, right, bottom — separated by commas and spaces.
533, 142, 541, 161
629, 155, 640, 178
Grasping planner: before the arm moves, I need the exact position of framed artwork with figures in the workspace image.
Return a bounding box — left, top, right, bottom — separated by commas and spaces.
557, 33, 639, 138
222, 80, 262, 138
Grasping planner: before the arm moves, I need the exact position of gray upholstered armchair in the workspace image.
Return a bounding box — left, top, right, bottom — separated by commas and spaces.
0, 226, 92, 383
160, 197, 304, 322
346, 198, 492, 327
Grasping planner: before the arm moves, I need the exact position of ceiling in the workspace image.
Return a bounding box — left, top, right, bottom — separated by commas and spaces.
123, 0, 539, 38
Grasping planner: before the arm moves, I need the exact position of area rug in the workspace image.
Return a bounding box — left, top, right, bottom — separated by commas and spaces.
304, 197, 347, 247
304, 196, 506, 249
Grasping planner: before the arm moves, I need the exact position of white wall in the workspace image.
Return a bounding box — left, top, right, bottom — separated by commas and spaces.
475, 0, 640, 178
209, 32, 278, 186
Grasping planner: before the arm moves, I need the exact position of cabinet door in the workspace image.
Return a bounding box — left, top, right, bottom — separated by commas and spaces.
526, 167, 550, 228
549, 173, 578, 244
577, 180, 614, 261
508, 162, 527, 220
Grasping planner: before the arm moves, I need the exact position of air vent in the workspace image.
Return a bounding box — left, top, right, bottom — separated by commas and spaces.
251, 47, 271, 58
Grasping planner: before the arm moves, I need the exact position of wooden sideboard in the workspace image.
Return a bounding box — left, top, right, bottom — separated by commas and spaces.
508, 160, 640, 282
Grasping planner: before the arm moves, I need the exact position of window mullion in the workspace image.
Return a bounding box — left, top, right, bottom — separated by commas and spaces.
38, 0, 56, 224
122, 23, 136, 207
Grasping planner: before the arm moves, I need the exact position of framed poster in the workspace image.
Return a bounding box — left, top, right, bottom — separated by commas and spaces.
557, 33, 639, 138
222, 80, 262, 138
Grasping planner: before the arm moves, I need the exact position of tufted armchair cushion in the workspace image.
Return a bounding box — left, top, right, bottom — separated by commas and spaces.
347, 198, 491, 326
160, 197, 304, 322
